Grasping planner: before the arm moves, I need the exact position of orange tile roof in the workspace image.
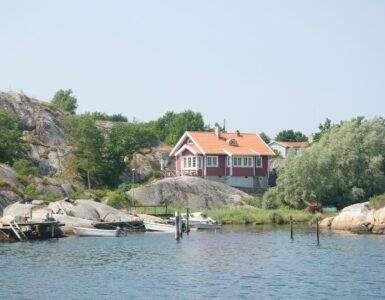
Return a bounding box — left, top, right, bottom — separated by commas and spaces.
275, 141, 309, 149
187, 131, 274, 156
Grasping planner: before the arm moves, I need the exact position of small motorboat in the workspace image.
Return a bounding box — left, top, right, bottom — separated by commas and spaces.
74, 226, 120, 237
143, 221, 175, 233
177, 212, 221, 230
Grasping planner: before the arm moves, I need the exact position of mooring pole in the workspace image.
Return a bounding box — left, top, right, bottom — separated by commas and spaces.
290, 216, 293, 240
316, 217, 320, 246
175, 211, 180, 241
186, 208, 190, 235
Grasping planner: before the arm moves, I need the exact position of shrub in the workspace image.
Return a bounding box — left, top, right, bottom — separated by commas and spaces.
13, 159, 38, 176
370, 194, 385, 210
268, 211, 284, 224
107, 190, 132, 209
24, 184, 38, 199
242, 196, 262, 208
262, 188, 281, 209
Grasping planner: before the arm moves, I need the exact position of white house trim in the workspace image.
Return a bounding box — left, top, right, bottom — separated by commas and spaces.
174, 144, 200, 156
169, 132, 206, 156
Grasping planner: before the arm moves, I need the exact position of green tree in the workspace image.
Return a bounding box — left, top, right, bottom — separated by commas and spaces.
259, 132, 271, 144
85, 111, 128, 122
157, 110, 205, 145
275, 129, 308, 142
51, 89, 78, 114
313, 118, 335, 142
0, 109, 27, 164
63, 115, 105, 189
104, 122, 157, 185
270, 117, 385, 209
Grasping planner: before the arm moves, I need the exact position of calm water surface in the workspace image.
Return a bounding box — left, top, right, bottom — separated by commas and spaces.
1, 225, 385, 299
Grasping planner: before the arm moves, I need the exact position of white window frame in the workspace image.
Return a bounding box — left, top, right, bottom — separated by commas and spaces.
207, 156, 218, 167
255, 155, 262, 168
182, 155, 203, 170
226, 156, 231, 167
232, 156, 254, 168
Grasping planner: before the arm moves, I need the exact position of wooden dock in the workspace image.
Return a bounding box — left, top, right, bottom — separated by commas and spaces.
0, 220, 64, 242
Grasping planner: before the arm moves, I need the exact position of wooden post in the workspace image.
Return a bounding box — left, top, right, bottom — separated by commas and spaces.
175, 211, 180, 241
165, 205, 168, 215
290, 216, 293, 240
316, 217, 320, 246
179, 211, 183, 238
186, 208, 190, 235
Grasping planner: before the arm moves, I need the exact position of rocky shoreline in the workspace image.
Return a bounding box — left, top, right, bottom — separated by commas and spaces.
320, 202, 385, 234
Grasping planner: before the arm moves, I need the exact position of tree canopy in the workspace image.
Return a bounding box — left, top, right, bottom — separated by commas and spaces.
51, 89, 78, 114
313, 118, 337, 142
0, 109, 27, 164
275, 129, 308, 142
259, 132, 271, 144
266, 117, 385, 209
84, 111, 128, 122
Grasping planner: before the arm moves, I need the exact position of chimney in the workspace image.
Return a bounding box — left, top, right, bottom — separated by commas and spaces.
236, 130, 240, 137
215, 125, 220, 139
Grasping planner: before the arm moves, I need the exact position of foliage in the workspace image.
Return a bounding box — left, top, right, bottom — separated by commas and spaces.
84, 111, 128, 122
12, 159, 38, 176
107, 190, 132, 209
63, 115, 106, 188
242, 196, 262, 208
313, 118, 336, 142
0, 109, 27, 164
271, 117, 385, 210
275, 129, 308, 142
207, 207, 313, 224
51, 89, 78, 114
272, 149, 282, 157
370, 194, 385, 210
262, 187, 282, 209
156, 110, 206, 145
259, 132, 271, 144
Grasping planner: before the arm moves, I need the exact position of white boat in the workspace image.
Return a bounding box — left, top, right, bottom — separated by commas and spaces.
74, 226, 120, 237
180, 212, 221, 230
143, 221, 176, 233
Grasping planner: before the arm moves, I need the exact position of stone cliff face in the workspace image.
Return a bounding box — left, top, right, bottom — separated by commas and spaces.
0, 91, 70, 175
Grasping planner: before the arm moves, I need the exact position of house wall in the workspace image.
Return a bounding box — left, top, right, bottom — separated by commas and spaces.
206, 155, 226, 176
269, 143, 287, 158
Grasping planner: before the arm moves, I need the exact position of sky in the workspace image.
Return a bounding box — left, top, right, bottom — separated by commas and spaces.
1, 1, 384, 137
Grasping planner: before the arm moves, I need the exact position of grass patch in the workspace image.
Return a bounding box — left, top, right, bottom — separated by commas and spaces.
370, 193, 385, 210
207, 207, 314, 225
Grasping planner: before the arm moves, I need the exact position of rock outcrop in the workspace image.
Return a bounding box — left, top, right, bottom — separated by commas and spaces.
319, 201, 385, 234
2, 199, 142, 234
0, 164, 24, 214
127, 176, 248, 209
0, 91, 70, 175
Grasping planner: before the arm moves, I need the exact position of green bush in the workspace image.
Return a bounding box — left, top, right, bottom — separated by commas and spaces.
24, 184, 38, 199
268, 211, 284, 224
243, 196, 262, 208
13, 159, 38, 176
262, 188, 281, 209
107, 190, 132, 209
370, 194, 385, 210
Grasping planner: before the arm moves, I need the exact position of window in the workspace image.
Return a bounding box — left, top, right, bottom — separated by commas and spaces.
188, 157, 192, 168
198, 157, 202, 168
183, 157, 187, 168
182, 156, 202, 169
231, 156, 254, 167
207, 156, 218, 167
192, 157, 196, 168
187, 139, 194, 145
256, 156, 262, 167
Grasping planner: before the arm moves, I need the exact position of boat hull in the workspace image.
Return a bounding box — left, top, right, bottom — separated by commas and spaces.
74, 227, 119, 237
143, 221, 175, 233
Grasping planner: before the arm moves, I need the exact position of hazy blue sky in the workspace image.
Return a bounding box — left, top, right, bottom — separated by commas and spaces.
1, 1, 384, 137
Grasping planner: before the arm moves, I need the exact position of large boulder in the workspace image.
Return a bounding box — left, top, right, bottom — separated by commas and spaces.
0, 164, 24, 214
0, 91, 71, 175
330, 202, 374, 231
48, 199, 141, 223
127, 176, 248, 209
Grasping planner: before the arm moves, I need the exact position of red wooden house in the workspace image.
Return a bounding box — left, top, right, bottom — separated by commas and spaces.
169, 128, 274, 189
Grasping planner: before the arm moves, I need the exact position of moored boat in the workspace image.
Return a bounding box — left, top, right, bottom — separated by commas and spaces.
143, 221, 175, 233
74, 226, 120, 237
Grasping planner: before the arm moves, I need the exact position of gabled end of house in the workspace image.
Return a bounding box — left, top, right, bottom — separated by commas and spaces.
169, 128, 274, 189
269, 141, 309, 158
